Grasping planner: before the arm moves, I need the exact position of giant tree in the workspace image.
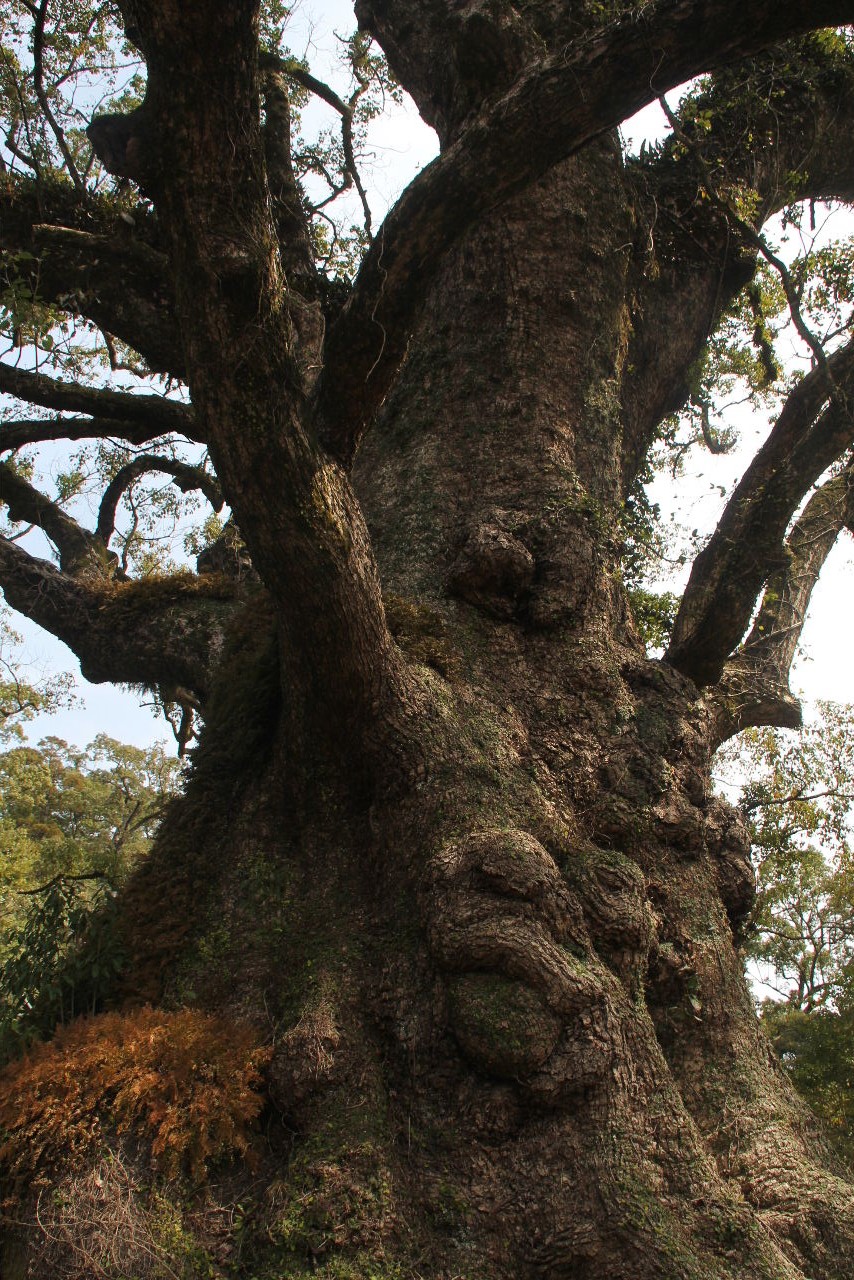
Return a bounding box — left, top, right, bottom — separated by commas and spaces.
3, 2, 854, 1277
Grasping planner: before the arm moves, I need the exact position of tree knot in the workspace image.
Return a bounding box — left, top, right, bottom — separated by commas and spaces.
87, 106, 159, 196
445, 520, 535, 619
425, 829, 614, 1098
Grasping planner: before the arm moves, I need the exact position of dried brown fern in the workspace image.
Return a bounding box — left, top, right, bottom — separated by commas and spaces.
0, 1006, 271, 1195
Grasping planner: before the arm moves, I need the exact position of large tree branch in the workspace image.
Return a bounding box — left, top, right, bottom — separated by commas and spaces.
77, 0, 853, 743
0, 178, 183, 377
0, 460, 109, 575
0, 361, 199, 439
0, 415, 176, 451
255, 58, 325, 382
356, 0, 564, 143
621, 35, 854, 491
257, 57, 317, 286
90, 0, 412, 741
313, 0, 854, 465
666, 343, 854, 686
96, 455, 223, 545
709, 465, 854, 744
0, 535, 240, 703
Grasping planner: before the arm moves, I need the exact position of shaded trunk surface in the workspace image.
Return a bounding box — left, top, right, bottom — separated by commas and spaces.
5, 139, 854, 1280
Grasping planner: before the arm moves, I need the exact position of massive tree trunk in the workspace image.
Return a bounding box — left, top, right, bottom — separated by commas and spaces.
4, 3, 854, 1278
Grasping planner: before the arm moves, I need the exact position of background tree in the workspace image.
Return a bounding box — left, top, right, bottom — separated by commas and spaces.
761, 1003, 854, 1167
736, 706, 854, 1011
721, 705, 854, 1163
0, 621, 181, 1055
0, 606, 74, 743
4, 2, 854, 1278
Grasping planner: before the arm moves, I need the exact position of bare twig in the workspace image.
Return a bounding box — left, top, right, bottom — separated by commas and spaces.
32, 0, 86, 196
744, 788, 854, 813
96, 455, 223, 544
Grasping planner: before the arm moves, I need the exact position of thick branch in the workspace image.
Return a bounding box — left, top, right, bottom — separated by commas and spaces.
0, 361, 198, 439
0, 178, 182, 377
0, 415, 174, 451
96, 455, 223, 544
256, 59, 325, 379
666, 343, 854, 685
710, 466, 854, 743
0, 460, 108, 575
356, 0, 541, 142
622, 35, 854, 490
258, 58, 317, 285
98, 0, 411, 740
0, 536, 239, 702
314, 0, 854, 465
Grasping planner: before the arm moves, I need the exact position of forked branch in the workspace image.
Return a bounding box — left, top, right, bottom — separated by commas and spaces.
0, 460, 109, 576
0, 535, 239, 702
313, 0, 854, 464
710, 464, 854, 743
90, 0, 411, 742
0, 362, 198, 438
96, 456, 223, 545
667, 342, 854, 685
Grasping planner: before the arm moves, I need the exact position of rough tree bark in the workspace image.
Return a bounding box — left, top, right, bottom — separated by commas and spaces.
3, 3, 854, 1278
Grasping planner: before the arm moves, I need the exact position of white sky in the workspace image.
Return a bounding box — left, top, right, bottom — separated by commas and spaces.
4, 6, 854, 749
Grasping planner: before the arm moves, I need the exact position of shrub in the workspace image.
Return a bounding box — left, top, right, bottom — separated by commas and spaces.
0, 1006, 271, 1192
0, 873, 124, 1061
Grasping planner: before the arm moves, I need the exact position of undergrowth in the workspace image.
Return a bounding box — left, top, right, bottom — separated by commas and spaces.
0, 1006, 271, 1196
